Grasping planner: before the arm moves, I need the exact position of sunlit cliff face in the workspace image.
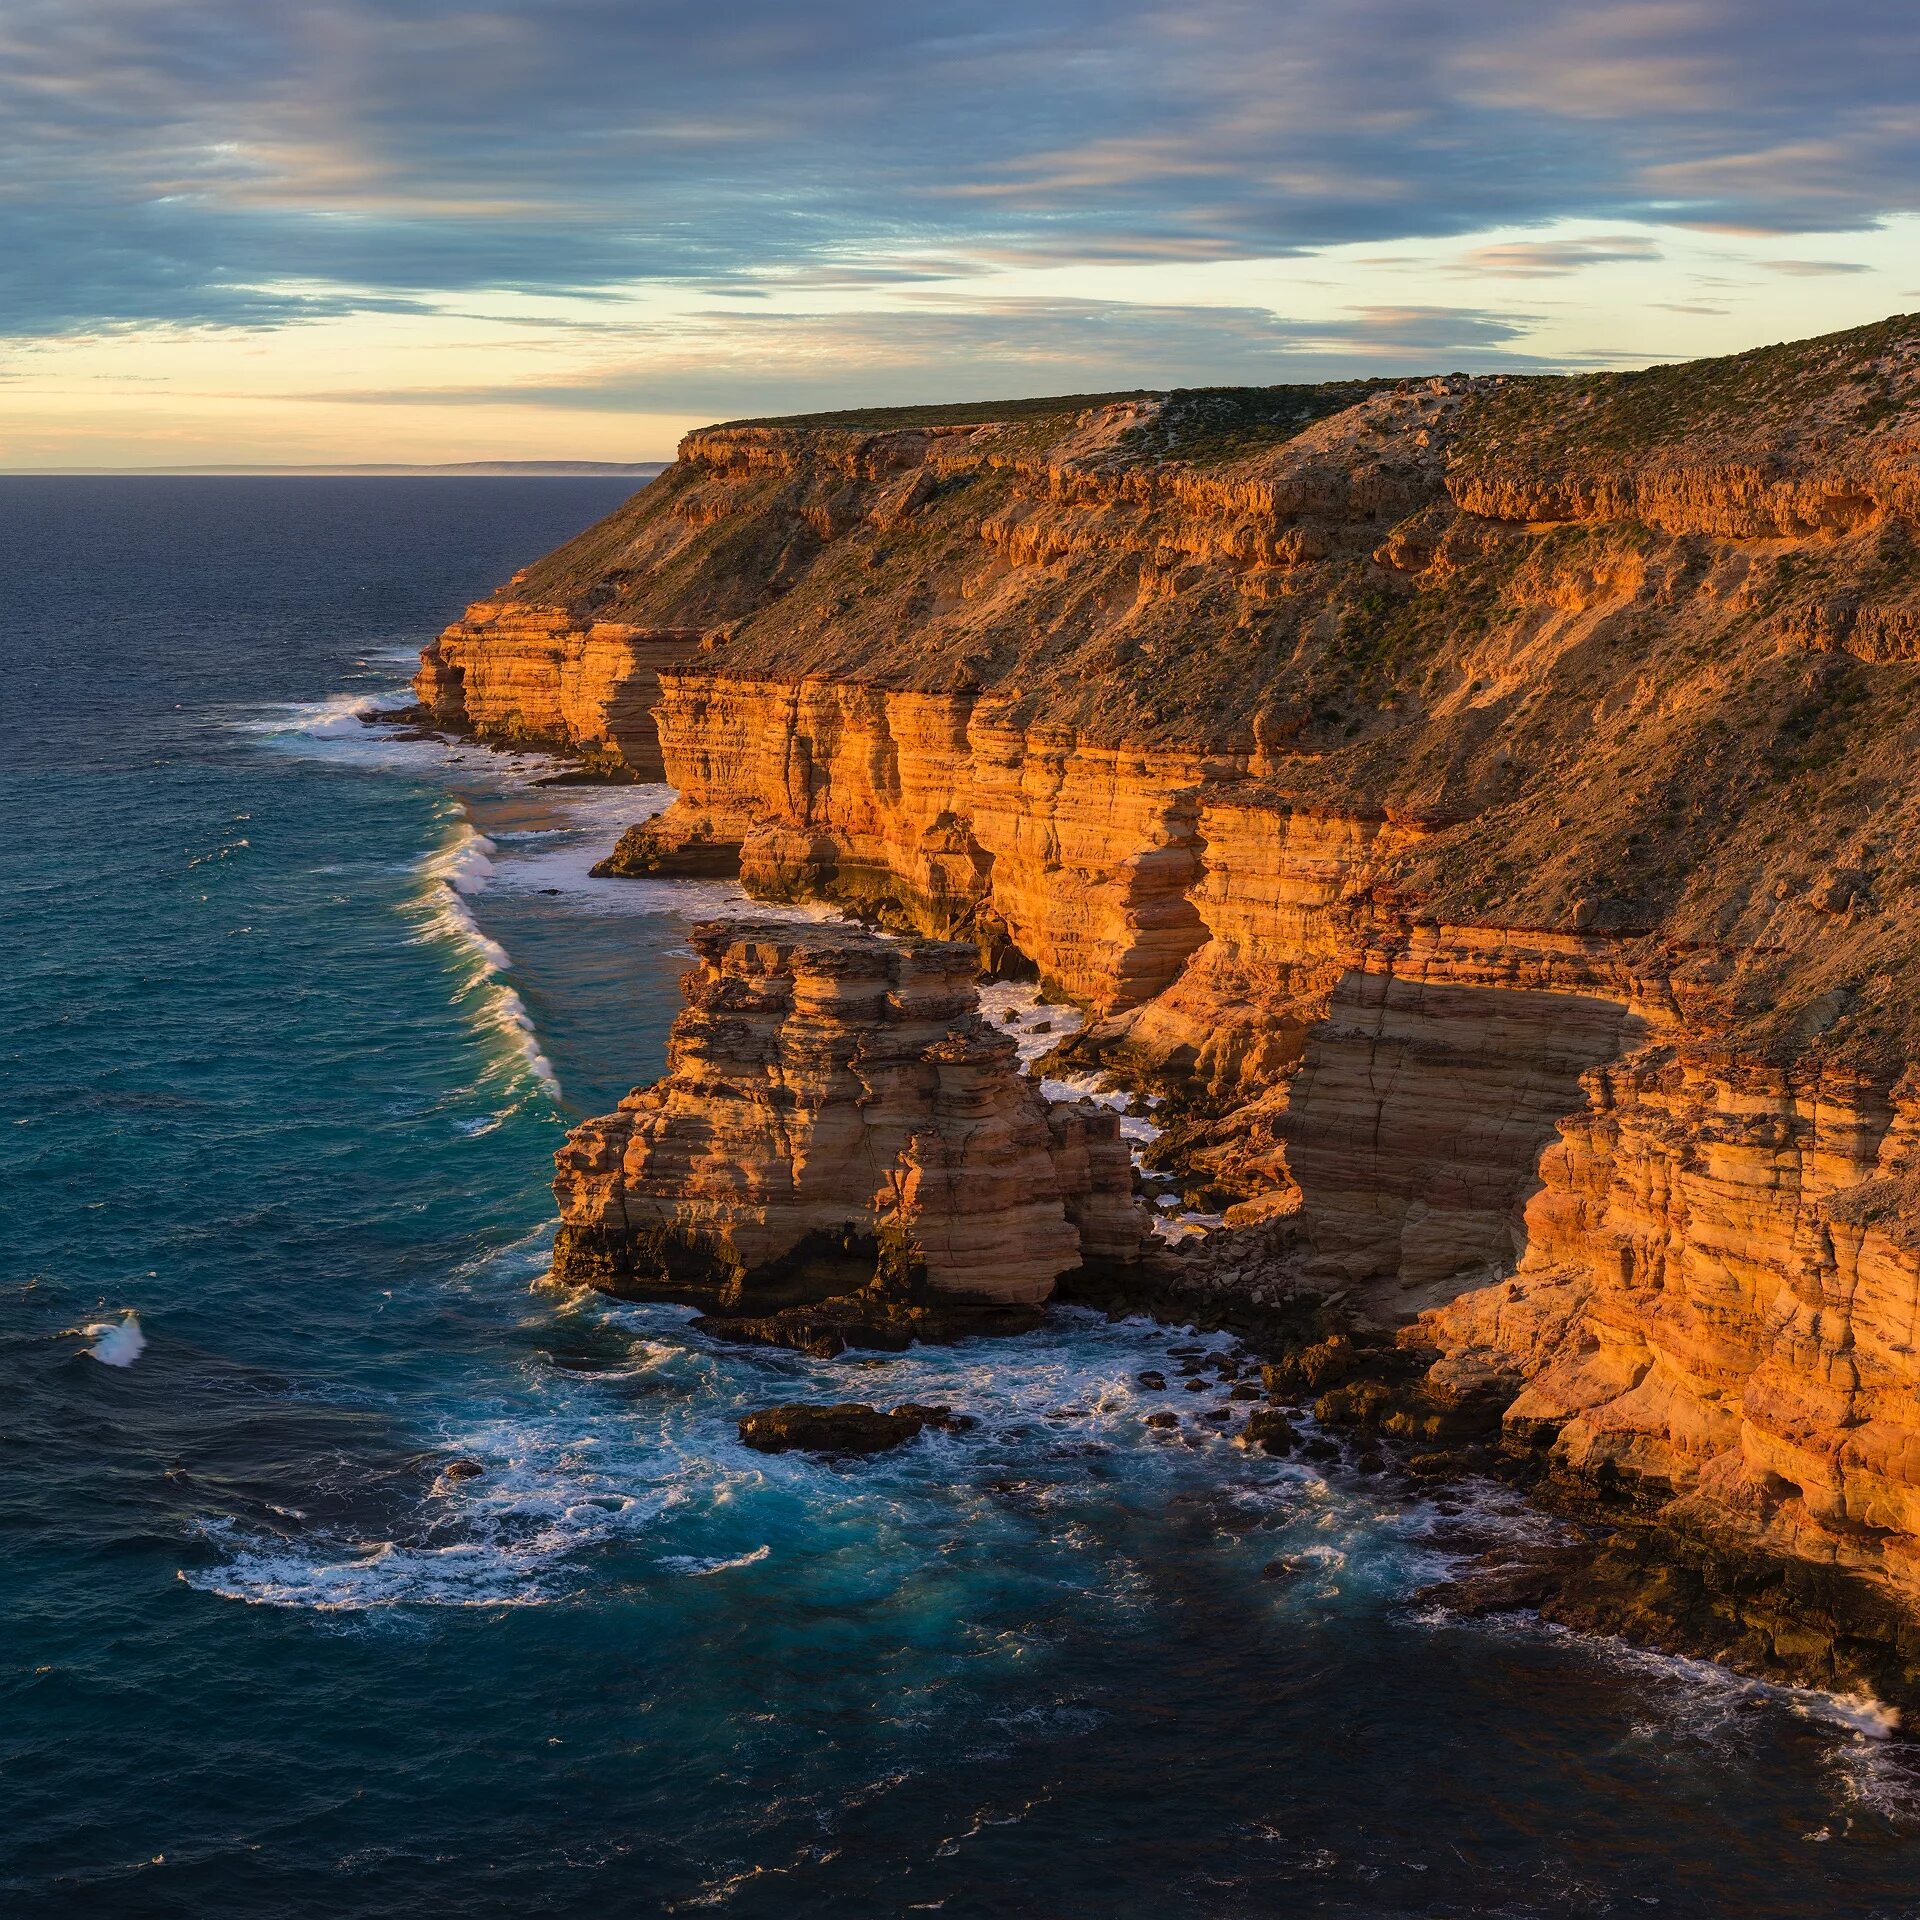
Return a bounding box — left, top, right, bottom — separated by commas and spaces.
413, 315, 1920, 1602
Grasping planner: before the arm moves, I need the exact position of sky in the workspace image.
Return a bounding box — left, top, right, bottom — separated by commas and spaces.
3, 0, 1918, 468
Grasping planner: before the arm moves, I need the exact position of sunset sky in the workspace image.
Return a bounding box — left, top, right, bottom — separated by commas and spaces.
5, 0, 1918, 468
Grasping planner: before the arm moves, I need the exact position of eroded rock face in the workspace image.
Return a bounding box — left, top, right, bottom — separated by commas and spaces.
435, 316, 1920, 1617
551, 920, 1143, 1333
1418, 1058, 1920, 1593
415, 599, 703, 777
599, 681, 1220, 1010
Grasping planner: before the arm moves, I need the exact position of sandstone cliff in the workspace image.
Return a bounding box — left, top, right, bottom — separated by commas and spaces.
551, 920, 1143, 1347
431, 316, 1920, 1622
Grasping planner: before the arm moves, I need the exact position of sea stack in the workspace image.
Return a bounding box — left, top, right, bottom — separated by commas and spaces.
551, 919, 1143, 1348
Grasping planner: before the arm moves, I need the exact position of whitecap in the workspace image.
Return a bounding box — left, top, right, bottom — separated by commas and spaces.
413, 815, 561, 1099
185, 1427, 685, 1610
658, 1544, 772, 1576
84, 1311, 146, 1367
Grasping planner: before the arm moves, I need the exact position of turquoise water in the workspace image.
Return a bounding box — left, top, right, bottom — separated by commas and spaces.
6, 479, 1920, 1918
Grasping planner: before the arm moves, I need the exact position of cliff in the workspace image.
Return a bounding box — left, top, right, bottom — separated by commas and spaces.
429, 316, 1920, 1632
551, 919, 1142, 1350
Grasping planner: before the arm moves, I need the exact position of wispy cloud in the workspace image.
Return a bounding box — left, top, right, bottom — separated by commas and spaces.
1447, 236, 1664, 277
1761, 258, 1875, 276
296, 297, 1570, 416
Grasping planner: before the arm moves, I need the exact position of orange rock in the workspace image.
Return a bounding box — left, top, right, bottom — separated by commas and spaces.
429, 316, 1920, 1604
416, 603, 703, 776
551, 920, 1143, 1316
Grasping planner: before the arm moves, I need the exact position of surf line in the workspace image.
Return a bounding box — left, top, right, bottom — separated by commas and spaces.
418, 810, 562, 1101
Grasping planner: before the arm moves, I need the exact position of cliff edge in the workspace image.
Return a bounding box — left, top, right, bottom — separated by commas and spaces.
427, 316, 1920, 1645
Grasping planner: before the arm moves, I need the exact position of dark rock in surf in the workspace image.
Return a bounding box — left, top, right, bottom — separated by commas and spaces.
1238, 1409, 1297, 1456
737, 1400, 969, 1456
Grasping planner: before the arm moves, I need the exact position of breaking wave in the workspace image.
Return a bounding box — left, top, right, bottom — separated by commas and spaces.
417, 816, 561, 1099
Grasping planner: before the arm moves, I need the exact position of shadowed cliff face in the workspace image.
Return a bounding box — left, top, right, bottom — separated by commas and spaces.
423, 315, 1920, 1598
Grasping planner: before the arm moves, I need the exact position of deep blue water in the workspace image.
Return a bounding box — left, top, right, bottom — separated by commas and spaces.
6, 478, 1920, 1919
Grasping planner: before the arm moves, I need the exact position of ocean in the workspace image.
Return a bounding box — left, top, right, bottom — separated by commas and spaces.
4, 476, 1919, 1919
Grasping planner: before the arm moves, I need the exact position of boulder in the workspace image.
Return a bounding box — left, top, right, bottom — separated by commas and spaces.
737, 1401, 971, 1456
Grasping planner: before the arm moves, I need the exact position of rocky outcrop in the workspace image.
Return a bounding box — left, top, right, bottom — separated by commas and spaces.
415, 597, 703, 776
738, 1401, 972, 1455
434, 315, 1920, 1636
1417, 1057, 1920, 1595
551, 920, 1144, 1346
599, 681, 1221, 1007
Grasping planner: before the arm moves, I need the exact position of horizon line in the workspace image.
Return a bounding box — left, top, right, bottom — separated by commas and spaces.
0, 460, 673, 477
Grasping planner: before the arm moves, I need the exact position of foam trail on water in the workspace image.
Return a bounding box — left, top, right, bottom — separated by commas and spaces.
659, 1545, 773, 1577
183, 1466, 683, 1611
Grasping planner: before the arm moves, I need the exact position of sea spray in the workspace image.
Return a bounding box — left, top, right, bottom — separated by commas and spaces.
83, 1312, 146, 1367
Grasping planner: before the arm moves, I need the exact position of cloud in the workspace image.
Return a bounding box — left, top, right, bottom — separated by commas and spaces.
299, 296, 1566, 416
1760, 258, 1875, 276
2, 1, 1917, 336
1448, 235, 1664, 276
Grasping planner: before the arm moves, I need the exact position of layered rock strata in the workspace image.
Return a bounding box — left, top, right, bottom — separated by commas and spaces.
416, 593, 702, 777
434, 317, 1920, 1638
1418, 1059, 1920, 1591
551, 920, 1143, 1344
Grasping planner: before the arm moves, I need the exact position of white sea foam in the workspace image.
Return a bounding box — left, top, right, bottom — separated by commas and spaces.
231, 689, 551, 786
659, 1544, 773, 1576
990, 983, 1178, 1190
975, 982, 1086, 1069
444, 830, 496, 895
83, 1312, 146, 1367
235, 691, 400, 740
183, 1502, 659, 1612
185, 1419, 689, 1610
1407, 1521, 1920, 1825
